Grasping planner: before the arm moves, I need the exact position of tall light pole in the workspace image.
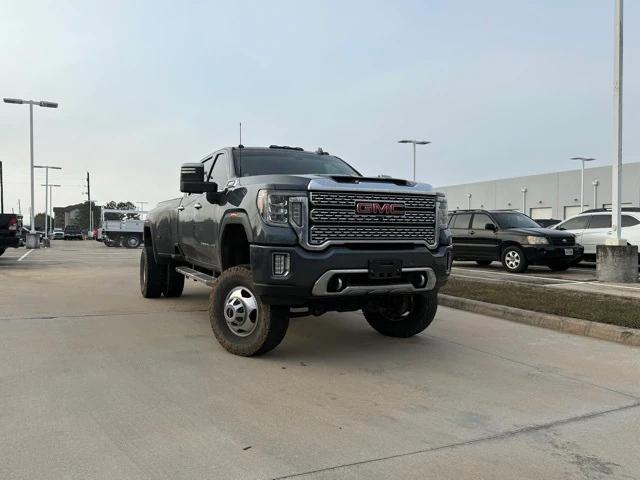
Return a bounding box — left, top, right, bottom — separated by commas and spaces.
41, 183, 61, 234
593, 180, 600, 209
35, 165, 62, 238
466, 193, 472, 209
570, 157, 595, 212
521, 188, 528, 214
3, 97, 58, 248
398, 139, 430, 181
610, 0, 625, 245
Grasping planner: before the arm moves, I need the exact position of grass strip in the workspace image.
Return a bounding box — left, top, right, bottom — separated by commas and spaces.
441, 277, 640, 329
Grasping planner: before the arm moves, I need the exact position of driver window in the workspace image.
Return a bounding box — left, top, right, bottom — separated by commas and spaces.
209, 154, 228, 188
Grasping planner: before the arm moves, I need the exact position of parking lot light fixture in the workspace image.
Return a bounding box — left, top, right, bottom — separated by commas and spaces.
398, 139, 431, 181
466, 193, 472, 209
592, 180, 600, 209
3, 97, 59, 248
521, 188, 528, 214
571, 157, 596, 212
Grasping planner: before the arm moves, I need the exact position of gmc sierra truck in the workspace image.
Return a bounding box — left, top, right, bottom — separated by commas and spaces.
0, 214, 23, 256
142, 146, 452, 356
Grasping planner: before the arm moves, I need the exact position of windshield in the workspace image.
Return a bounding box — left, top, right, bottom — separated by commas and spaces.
234, 150, 360, 177
492, 212, 540, 229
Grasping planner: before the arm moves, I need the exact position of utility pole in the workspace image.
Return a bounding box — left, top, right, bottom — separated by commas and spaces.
86, 172, 92, 233
0, 161, 4, 214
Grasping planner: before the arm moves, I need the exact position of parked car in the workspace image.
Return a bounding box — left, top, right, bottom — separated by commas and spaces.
52, 228, 65, 240
534, 218, 562, 228
0, 214, 23, 256
448, 209, 583, 273
64, 225, 83, 240
553, 208, 640, 258
142, 145, 452, 356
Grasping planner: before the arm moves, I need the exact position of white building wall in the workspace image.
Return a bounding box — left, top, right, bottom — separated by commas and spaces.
438, 162, 640, 220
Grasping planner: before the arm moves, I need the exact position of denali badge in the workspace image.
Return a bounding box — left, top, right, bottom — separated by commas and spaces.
355, 202, 404, 215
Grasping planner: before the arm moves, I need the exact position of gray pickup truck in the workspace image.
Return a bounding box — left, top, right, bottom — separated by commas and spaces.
142, 146, 452, 356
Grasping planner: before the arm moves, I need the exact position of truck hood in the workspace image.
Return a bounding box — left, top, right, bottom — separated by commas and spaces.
237, 174, 436, 195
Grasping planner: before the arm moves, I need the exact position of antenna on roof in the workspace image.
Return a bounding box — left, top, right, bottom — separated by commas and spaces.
239, 122, 243, 148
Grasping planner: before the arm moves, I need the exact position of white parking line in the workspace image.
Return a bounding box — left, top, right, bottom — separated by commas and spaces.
17, 250, 34, 262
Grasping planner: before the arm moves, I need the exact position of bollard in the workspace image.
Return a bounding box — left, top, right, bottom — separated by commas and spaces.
596, 244, 639, 283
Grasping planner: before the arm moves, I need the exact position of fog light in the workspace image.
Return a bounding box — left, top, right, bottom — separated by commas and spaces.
272, 253, 290, 277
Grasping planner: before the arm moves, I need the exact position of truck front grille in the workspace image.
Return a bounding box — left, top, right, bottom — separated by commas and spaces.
307, 191, 437, 247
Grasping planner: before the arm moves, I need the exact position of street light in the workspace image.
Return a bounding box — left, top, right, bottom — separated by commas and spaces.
570, 157, 596, 212
592, 180, 600, 209
3, 97, 59, 248
35, 165, 62, 238
398, 139, 430, 181
41, 183, 61, 235
521, 188, 528, 214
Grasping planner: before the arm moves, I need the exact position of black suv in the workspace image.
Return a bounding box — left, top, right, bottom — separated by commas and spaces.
448, 210, 583, 273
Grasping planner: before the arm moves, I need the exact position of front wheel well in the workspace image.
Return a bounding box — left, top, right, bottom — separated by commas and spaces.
220, 224, 250, 270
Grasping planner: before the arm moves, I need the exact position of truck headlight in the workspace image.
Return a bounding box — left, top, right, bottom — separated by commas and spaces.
437, 197, 448, 229
257, 190, 303, 227
526, 236, 549, 245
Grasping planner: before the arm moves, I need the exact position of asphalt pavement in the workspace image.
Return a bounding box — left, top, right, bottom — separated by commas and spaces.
1, 241, 639, 479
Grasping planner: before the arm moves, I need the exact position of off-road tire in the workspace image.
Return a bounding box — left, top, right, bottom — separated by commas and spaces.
501, 245, 528, 273
209, 266, 289, 356
163, 263, 185, 297
363, 291, 438, 338
140, 247, 165, 298
476, 260, 492, 266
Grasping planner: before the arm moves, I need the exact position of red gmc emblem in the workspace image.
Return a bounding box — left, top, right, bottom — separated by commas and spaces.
355, 202, 405, 215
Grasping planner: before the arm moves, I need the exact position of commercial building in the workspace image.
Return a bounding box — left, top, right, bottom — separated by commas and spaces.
438, 162, 640, 220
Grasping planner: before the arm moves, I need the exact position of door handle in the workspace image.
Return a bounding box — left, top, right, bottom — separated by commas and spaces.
469, 230, 475, 235
194, 203, 202, 210
177, 206, 185, 211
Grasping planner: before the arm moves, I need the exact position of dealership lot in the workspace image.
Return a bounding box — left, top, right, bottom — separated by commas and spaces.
1, 241, 639, 480
452, 261, 640, 300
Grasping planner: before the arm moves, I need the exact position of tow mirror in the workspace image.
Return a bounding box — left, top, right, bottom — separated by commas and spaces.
485, 223, 497, 231
180, 163, 219, 194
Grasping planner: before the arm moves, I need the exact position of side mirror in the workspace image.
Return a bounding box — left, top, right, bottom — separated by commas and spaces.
485, 223, 497, 231
180, 163, 219, 194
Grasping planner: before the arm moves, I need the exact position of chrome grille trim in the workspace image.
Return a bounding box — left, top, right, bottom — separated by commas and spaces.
310, 209, 435, 224
290, 190, 439, 251
310, 191, 436, 210
310, 225, 436, 245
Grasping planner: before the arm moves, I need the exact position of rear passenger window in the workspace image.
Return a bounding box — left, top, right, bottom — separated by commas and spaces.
587, 215, 612, 229
622, 215, 640, 227
472, 214, 493, 230
452, 214, 472, 229
559, 216, 589, 230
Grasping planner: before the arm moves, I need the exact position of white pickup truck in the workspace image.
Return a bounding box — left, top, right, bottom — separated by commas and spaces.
100, 208, 147, 248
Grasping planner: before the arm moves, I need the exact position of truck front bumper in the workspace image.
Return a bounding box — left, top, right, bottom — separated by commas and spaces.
250, 244, 452, 305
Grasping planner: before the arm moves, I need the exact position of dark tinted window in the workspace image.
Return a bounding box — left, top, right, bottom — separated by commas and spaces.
622, 215, 640, 227
491, 212, 540, 229
472, 214, 494, 230
451, 214, 472, 229
558, 216, 589, 230
209, 154, 228, 188
587, 215, 612, 229
234, 150, 359, 177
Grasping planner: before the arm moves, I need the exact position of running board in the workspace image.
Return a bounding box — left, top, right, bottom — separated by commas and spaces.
175, 267, 216, 286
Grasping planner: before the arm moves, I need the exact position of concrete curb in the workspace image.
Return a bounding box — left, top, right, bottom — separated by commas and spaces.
439, 294, 640, 347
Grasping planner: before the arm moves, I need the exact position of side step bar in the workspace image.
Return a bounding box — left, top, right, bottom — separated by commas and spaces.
175, 266, 216, 287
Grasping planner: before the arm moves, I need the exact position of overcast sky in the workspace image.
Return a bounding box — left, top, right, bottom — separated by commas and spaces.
1, 0, 639, 215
